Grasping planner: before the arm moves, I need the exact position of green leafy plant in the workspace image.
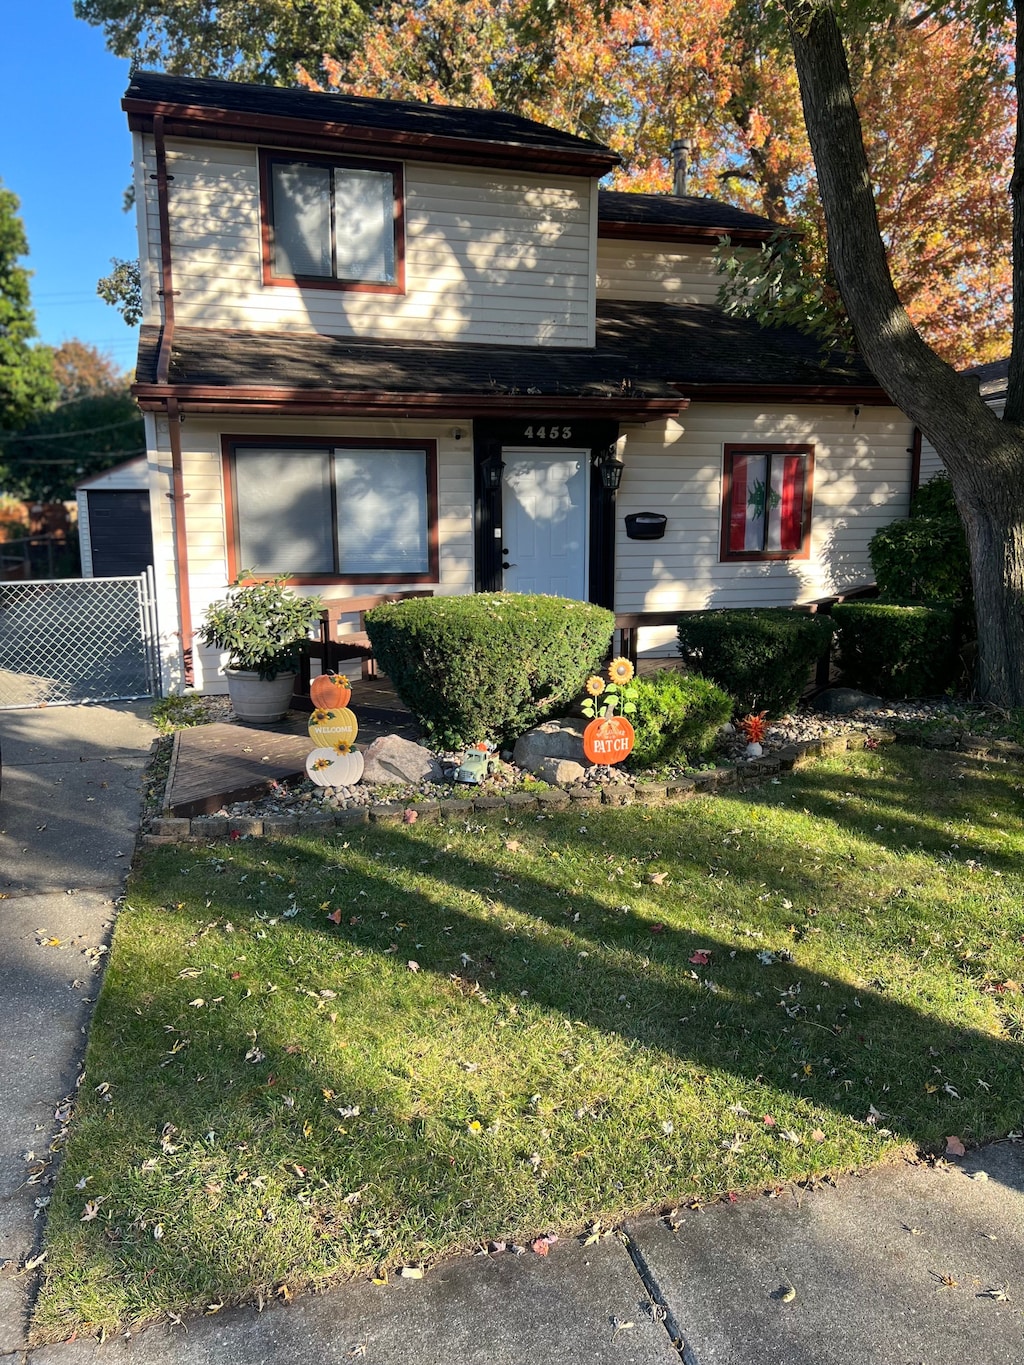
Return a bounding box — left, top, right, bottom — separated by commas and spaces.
197, 575, 323, 680
365, 593, 614, 748
831, 602, 963, 698
676, 609, 834, 716
869, 475, 971, 606
151, 692, 211, 734
629, 669, 733, 768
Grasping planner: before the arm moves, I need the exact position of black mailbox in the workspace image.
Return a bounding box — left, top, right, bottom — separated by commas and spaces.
625, 512, 667, 540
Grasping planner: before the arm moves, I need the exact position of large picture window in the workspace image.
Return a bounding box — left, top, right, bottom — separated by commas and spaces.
721, 444, 813, 561
260, 152, 404, 293
225, 438, 437, 584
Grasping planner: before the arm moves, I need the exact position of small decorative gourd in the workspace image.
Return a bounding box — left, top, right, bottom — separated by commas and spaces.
310, 672, 352, 710
308, 706, 358, 750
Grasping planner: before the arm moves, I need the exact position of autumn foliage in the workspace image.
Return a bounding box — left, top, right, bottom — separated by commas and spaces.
300, 0, 1011, 365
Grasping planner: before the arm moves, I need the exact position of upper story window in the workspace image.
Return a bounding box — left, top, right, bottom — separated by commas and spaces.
260, 151, 404, 294
721, 444, 813, 561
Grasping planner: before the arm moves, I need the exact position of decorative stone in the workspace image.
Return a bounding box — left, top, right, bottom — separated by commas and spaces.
819, 736, 850, 757
228, 817, 263, 838
335, 806, 370, 826
369, 803, 406, 824
408, 800, 441, 824
634, 782, 669, 806
150, 817, 190, 840
692, 771, 718, 792
190, 815, 229, 839
775, 746, 800, 771
296, 812, 334, 831
864, 727, 896, 745
536, 788, 570, 810
602, 787, 633, 807
666, 776, 695, 799
533, 757, 586, 785
989, 739, 1024, 760
361, 734, 445, 786
471, 796, 505, 815
845, 733, 867, 751
711, 766, 736, 787
142, 834, 178, 847
438, 798, 472, 821
568, 785, 602, 807
813, 687, 885, 715
505, 792, 538, 813
512, 718, 587, 774
745, 741, 763, 758
262, 814, 298, 837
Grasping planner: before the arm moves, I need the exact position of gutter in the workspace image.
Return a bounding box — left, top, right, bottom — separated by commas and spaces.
151, 116, 194, 686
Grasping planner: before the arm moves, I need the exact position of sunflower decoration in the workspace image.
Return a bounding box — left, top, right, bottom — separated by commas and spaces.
581, 657, 639, 721
333, 741, 353, 755
608, 656, 634, 685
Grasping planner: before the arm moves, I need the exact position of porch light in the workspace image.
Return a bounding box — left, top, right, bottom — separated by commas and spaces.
599, 456, 624, 491
481, 453, 505, 492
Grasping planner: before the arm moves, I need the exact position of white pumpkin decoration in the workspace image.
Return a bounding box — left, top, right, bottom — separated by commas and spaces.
306, 746, 364, 788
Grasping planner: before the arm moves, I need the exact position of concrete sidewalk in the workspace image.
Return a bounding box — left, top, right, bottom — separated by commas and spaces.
0, 703, 155, 1355
2, 705, 1021, 1364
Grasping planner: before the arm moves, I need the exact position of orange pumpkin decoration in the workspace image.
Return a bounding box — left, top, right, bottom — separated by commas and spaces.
308, 707, 358, 751
583, 715, 635, 766
310, 672, 352, 710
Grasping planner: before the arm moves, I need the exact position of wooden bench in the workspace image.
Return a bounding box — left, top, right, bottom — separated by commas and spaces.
292, 590, 433, 709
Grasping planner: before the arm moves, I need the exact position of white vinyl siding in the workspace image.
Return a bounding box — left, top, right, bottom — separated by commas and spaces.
613, 404, 914, 655
596, 239, 734, 304
146, 416, 474, 695
137, 136, 595, 346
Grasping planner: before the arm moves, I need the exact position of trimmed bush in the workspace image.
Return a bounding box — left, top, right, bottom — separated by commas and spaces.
869, 475, 971, 605
831, 602, 961, 698
365, 593, 615, 748
629, 670, 733, 768
676, 608, 834, 716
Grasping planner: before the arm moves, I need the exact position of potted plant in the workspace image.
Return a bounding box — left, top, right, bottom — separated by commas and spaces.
198, 574, 323, 723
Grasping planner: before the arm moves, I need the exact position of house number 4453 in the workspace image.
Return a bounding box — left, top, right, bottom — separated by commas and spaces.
524, 426, 572, 440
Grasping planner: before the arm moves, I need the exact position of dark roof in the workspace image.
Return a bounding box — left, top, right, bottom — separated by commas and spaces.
598, 190, 781, 237
136, 303, 880, 405
964, 356, 1008, 399
125, 72, 614, 162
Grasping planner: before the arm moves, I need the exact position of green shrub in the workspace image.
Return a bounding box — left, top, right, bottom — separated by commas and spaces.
832, 602, 961, 697
676, 609, 834, 716
629, 670, 733, 768
869, 475, 971, 605
365, 593, 615, 748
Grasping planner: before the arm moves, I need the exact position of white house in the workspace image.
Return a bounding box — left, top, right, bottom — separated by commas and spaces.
915, 358, 1007, 490
122, 72, 914, 694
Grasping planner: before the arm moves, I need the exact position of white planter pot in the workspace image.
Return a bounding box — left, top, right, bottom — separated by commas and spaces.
225, 669, 297, 724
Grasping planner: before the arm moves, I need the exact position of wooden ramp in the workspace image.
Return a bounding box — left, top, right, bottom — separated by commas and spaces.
162, 676, 420, 817
163, 723, 312, 817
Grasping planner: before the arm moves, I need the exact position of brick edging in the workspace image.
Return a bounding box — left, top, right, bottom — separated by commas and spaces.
141, 727, 1023, 847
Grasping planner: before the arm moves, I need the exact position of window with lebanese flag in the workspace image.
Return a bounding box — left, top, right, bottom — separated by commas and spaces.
722, 444, 814, 561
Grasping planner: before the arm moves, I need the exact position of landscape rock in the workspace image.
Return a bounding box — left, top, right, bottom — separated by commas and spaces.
513, 718, 587, 774
361, 734, 445, 785
533, 756, 586, 785
813, 687, 885, 715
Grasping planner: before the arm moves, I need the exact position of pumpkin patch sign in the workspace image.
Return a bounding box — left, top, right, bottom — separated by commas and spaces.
580, 658, 637, 766
305, 676, 364, 786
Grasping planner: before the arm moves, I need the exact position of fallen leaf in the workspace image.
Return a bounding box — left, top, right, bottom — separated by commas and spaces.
402, 809, 418, 824
531, 1237, 550, 1255
326, 909, 343, 926
647, 871, 669, 885
945, 1135, 966, 1157
689, 949, 712, 965
398, 1266, 424, 1279
811, 1129, 826, 1143
779, 1286, 797, 1303
80, 1198, 106, 1222
504, 839, 522, 852
407, 961, 420, 973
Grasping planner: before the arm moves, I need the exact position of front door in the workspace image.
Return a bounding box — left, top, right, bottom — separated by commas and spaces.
500, 449, 588, 599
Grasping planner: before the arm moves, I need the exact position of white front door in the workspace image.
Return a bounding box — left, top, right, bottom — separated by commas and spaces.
500, 449, 589, 599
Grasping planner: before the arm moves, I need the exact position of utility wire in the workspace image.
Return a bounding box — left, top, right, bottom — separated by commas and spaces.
0, 417, 144, 444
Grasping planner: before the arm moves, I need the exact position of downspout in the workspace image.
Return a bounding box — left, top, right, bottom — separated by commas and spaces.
152, 115, 194, 684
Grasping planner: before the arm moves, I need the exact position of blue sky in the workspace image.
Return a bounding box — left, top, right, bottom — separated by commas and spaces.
1, 1, 139, 373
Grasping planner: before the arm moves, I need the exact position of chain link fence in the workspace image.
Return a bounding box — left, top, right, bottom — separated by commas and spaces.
0, 570, 160, 709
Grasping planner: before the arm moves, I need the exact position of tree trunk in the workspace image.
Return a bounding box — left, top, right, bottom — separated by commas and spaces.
784, 0, 1024, 708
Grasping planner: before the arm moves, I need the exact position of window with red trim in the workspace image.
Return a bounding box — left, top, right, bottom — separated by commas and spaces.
721, 445, 813, 561
260, 151, 404, 293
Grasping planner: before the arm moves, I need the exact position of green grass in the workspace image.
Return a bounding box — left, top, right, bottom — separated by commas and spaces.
34, 746, 1024, 1338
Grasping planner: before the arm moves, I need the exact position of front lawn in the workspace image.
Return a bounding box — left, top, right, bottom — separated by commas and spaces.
34, 746, 1024, 1337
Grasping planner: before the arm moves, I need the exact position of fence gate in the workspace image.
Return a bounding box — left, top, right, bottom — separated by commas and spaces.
0, 569, 160, 709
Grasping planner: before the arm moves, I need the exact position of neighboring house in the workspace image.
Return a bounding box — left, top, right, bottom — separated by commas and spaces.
123, 72, 914, 694
915, 358, 1008, 490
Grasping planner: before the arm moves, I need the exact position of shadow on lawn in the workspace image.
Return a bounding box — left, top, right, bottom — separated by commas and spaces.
38, 778, 1024, 1332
